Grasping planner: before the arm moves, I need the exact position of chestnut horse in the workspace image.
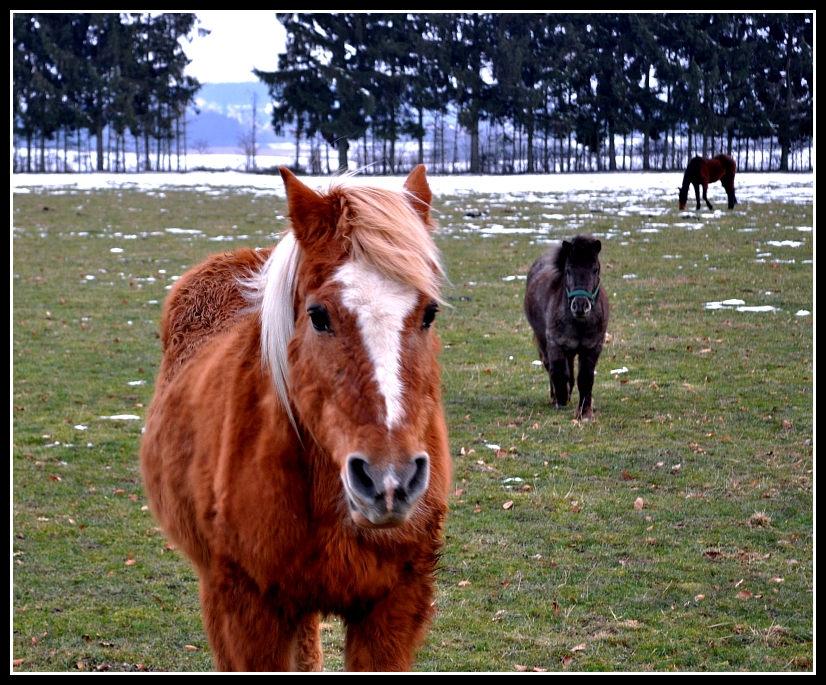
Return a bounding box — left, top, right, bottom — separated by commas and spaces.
140, 166, 451, 672
678, 154, 737, 210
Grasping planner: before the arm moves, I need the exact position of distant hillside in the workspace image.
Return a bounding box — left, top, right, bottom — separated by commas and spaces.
186, 81, 287, 150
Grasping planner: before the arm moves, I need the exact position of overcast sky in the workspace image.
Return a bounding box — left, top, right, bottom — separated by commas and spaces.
184, 11, 287, 84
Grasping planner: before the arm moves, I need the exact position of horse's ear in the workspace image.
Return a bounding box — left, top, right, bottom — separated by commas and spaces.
403, 164, 433, 224
593, 240, 602, 254
279, 166, 330, 243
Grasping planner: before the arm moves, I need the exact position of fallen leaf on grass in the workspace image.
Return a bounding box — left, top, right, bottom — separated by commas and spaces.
514, 665, 528, 672
503, 501, 513, 510
571, 643, 586, 652
13, 659, 23, 667
533, 667, 548, 672
184, 645, 199, 652
735, 590, 752, 600
458, 580, 471, 587
621, 470, 634, 481
634, 497, 644, 510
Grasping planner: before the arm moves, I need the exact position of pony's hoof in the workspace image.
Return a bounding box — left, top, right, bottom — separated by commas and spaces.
576, 407, 594, 421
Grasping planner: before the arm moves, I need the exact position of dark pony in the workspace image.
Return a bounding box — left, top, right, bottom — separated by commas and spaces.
524, 236, 609, 420
141, 166, 451, 671
678, 154, 737, 210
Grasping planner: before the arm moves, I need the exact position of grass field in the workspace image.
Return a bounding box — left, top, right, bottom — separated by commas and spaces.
12, 177, 813, 672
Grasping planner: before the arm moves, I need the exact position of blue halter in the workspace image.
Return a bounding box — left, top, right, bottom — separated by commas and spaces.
566, 283, 600, 302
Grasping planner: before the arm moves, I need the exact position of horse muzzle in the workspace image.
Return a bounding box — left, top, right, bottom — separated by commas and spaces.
570, 296, 593, 319
343, 452, 431, 528
567, 284, 599, 319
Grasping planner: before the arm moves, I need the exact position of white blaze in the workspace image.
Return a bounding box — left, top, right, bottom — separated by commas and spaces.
335, 262, 417, 429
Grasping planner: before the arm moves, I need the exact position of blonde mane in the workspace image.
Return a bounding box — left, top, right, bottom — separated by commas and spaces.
246, 179, 444, 430
332, 181, 444, 302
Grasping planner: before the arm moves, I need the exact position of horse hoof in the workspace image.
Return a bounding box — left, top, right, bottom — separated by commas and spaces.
576, 403, 594, 420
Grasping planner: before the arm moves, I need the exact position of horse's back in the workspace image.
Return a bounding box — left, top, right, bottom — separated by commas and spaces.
159, 247, 272, 383
714, 153, 736, 176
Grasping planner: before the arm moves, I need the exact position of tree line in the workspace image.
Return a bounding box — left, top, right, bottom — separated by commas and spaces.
13, 13, 201, 173
13, 13, 812, 175
259, 13, 812, 174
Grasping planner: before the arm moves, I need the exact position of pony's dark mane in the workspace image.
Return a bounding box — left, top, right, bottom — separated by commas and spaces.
553, 235, 601, 274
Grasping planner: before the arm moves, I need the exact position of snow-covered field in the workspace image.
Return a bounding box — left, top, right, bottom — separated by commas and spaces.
12, 169, 813, 208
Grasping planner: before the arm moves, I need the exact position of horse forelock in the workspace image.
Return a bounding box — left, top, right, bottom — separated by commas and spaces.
331, 182, 444, 305
555, 236, 601, 272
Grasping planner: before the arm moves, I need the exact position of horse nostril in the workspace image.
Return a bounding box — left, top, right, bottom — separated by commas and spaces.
403, 454, 430, 502
571, 298, 591, 317
346, 454, 377, 499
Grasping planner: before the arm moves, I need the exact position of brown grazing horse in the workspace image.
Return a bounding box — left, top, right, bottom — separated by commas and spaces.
141, 166, 452, 671
524, 236, 609, 421
678, 154, 737, 210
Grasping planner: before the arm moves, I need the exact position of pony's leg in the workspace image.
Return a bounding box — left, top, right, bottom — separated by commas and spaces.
199, 564, 302, 672
549, 355, 571, 407
344, 558, 436, 671
344, 576, 434, 671
295, 613, 324, 672
694, 182, 702, 210
574, 350, 600, 421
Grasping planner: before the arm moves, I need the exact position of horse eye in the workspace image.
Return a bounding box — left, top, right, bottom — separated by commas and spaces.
307, 304, 331, 333
422, 302, 439, 330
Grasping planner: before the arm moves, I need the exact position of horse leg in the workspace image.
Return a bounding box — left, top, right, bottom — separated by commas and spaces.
693, 182, 702, 210
200, 562, 305, 672
724, 180, 737, 209
574, 349, 600, 421
295, 613, 324, 672
702, 183, 713, 210
548, 352, 571, 408
344, 575, 434, 671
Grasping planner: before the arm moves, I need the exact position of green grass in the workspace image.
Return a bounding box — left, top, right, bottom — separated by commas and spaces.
13, 182, 812, 671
